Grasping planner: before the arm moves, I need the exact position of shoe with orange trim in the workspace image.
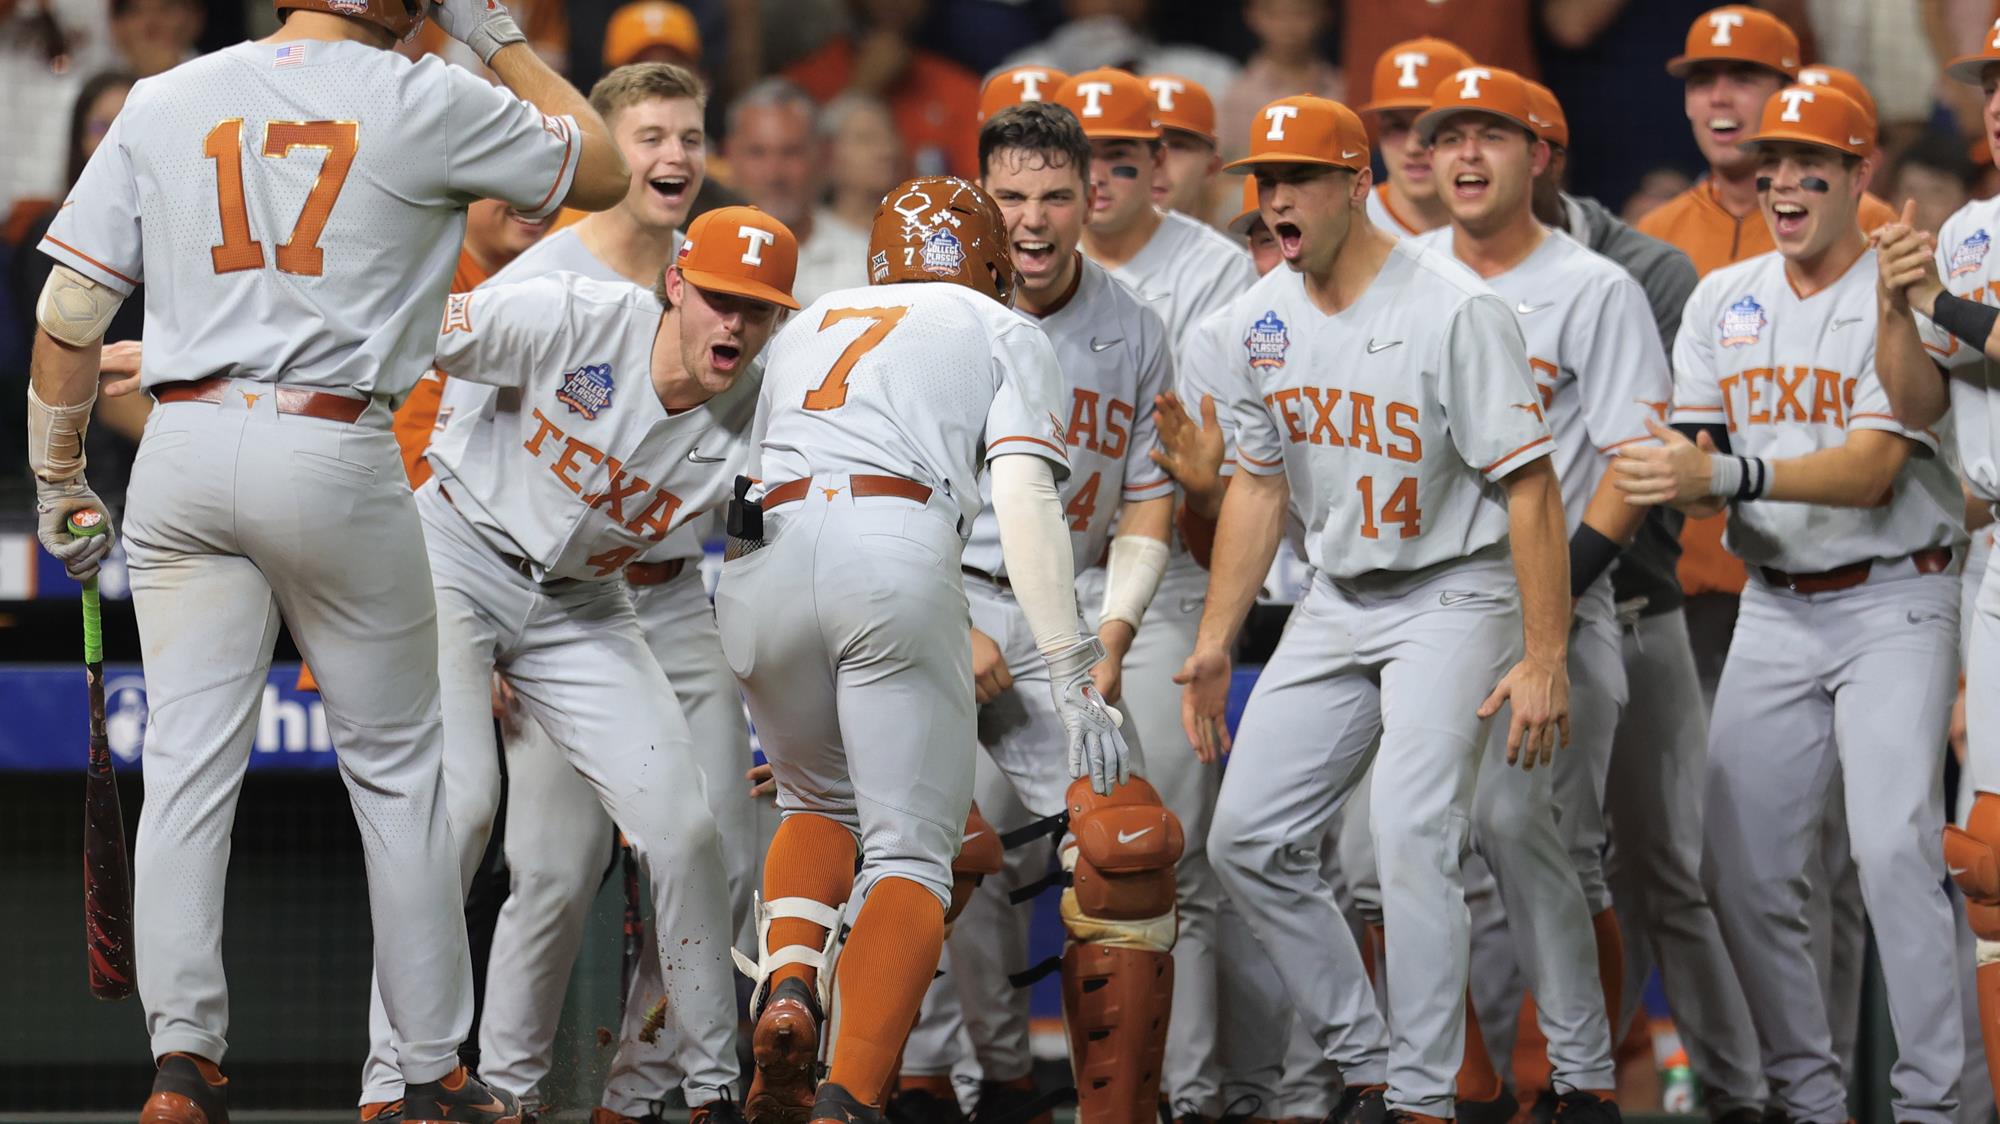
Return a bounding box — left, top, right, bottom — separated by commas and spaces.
811, 1081, 885, 1124
400, 1067, 521, 1124
692, 1098, 751, 1124
749, 976, 823, 1124
139, 1053, 230, 1124
886, 1075, 965, 1124
358, 1101, 403, 1122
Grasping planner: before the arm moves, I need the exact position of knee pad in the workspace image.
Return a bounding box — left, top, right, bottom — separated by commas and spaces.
1058, 775, 1184, 953
948, 802, 1004, 926
1946, 792, 2000, 921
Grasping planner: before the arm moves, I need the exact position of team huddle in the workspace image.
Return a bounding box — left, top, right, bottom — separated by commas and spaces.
23, 0, 2000, 1123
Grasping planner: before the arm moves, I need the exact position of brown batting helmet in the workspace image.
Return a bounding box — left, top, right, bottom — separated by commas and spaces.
274, 0, 427, 43
867, 176, 1016, 306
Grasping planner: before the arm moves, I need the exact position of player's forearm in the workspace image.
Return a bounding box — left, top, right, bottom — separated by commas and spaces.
1193, 470, 1286, 655
1581, 468, 1646, 546
1875, 297, 1952, 430
991, 454, 1086, 654
1763, 432, 1911, 508
1505, 458, 1570, 667
1098, 495, 1172, 639
486, 44, 627, 211
30, 330, 102, 409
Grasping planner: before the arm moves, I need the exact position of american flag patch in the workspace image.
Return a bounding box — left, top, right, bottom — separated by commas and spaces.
274, 43, 306, 67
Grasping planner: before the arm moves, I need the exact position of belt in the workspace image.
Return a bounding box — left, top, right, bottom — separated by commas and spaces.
155, 375, 369, 423
1758, 546, 1954, 594
625, 558, 687, 586
437, 483, 539, 580
962, 566, 1009, 590
763, 474, 933, 509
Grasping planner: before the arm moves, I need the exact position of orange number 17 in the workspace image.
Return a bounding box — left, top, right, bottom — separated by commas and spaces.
205, 119, 359, 277
804, 306, 908, 411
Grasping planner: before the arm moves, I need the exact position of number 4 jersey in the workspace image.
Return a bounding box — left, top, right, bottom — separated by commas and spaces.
40, 39, 580, 399
1217, 238, 1553, 578
752, 280, 1072, 531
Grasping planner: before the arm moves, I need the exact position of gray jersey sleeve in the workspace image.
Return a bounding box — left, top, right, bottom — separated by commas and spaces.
1668, 281, 1728, 429
1439, 293, 1555, 480
1178, 306, 1243, 476
985, 316, 1073, 478
433, 275, 566, 388
439, 63, 582, 221
1573, 272, 1673, 454
1122, 305, 1175, 501
41, 106, 145, 294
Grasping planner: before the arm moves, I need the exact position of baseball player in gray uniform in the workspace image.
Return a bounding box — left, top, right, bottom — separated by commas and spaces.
718, 177, 1151, 1124
1414, 65, 1669, 1119
1188, 94, 1572, 1121
1358, 36, 1473, 240
26, 0, 624, 1120
1052, 66, 1259, 1118
892, 103, 1178, 1118
1872, 23, 2000, 1111
1617, 85, 1965, 1124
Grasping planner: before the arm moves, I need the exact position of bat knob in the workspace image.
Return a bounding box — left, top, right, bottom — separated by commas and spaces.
67, 509, 108, 538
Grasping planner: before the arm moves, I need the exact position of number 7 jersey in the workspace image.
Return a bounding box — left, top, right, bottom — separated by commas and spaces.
39, 39, 581, 398
753, 280, 1072, 529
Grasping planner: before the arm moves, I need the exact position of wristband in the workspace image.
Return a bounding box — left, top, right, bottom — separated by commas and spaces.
1567, 524, 1621, 599
1705, 454, 1770, 501
1933, 290, 1999, 352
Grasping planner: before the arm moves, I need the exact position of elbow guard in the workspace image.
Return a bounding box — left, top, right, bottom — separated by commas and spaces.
37, 265, 125, 347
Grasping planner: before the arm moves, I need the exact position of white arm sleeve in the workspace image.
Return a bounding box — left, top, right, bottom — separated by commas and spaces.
992, 452, 1088, 656
1099, 533, 1170, 632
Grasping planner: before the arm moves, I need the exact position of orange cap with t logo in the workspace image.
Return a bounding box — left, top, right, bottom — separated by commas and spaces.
675, 206, 800, 309
1667, 5, 1800, 78
1797, 65, 1877, 139
1524, 80, 1568, 148
1359, 37, 1474, 114
1948, 16, 2000, 84
1740, 84, 1872, 158
1415, 66, 1541, 144
979, 66, 1069, 122
1223, 96, 1370, 173
1143, 74, 1216, 143
1053, 68, 1161, 140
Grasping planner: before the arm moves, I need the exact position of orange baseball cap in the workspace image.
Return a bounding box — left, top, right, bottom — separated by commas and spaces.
1796, 65, 1877, 139
1524, 80, 1568, 148
1667, 6, 1800, 79
1224, 95, 1369, 173
1740, 84, 1872, 158
1359, 37, 1474, 114
1143, 74, 1216, 143
1226, 176, 1263, 236
603, 0, 701, 68
978, 66, 1069, 122
1415, 66, 1541, 144
1053, 68, 1161, 140
674, 206, 800, 309
1948, 16, 2000, 84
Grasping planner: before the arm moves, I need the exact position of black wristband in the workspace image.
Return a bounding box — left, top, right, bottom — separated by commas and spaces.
1735, 456, 1769, 502
1933, 291, 1999, 352
1568, 523, 1622, 598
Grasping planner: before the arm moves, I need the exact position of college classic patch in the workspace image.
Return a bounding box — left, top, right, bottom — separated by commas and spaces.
1719, 296, 1767, 348
555, 363, 615, 420
1951, 229, 1991, 278
1245, 311, 1290, 369
921, 229, 966, 276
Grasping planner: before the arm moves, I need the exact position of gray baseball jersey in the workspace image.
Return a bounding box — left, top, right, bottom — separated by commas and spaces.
961, 257, 1175, 575
425, 273, 757, 581
1096, 209, 1259, 350
1919, 199, 2000, 503
753, 281, 1072, 526
41, 40, 579, 397
1670, 249, 1963, 570
1218, 240, 1553, 578
1365, 184, 1427, 239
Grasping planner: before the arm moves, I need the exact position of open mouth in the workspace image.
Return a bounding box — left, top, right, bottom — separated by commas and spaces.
710, 342, 741, 371
1453, 171, 1490, 200
1013, 239, 1056, 273
650, 175, 690, 208
1403, 159, 1431, 182
1706, 115, 1743, 146
1274, 221, 1302, 260
1771, 199, 1808, 237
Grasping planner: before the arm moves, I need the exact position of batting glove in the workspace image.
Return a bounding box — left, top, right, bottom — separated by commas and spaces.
1047, 636, 1128, 796
36, 477, 113, 580
428, 0, 525, 64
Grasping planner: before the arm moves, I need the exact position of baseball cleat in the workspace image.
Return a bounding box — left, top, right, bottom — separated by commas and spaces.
1550, 1092, 1621, 1124
590, 1107, 668, 1124
1456, 1090, 1514, 1124
1323, 1084, 1387, 1124
968, 1076, 1053, 1124
358, 1101, 402, 1122
810, 1081, 885, 1124
140, 1053, 230, 1124
691, 1098, 751, 1124
748, 976, 823, 1124
400, 1067, 520, 1124
886, 1076, 966, 1124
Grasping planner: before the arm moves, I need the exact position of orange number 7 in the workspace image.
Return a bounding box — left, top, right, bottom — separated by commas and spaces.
804, 306, 908, 411
205, 119, 359, 277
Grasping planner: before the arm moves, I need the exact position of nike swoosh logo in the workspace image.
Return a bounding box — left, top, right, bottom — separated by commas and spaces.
687, 449, 725, 464
1831, 317, 1862, 331
1440, 591, 1477, 606
1116, 827, 1154, 844
963, 831, 986, 843
1178, 596, 1203, 614
1950, 866, 1970, 877
1366, 339, 1402, 354
1516, 301, 1554, 315
1341, 148, 1364, 159
1089, 337, 1121, 352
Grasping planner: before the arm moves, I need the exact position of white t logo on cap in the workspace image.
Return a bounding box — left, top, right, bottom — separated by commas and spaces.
1147, 76, 1184, 111
738, 225, 776, 266
1778, 87, 1814, 122
1708, 10, 1745, 44
1392, 51, 1430, 88
1014, 70, 1051, 100
1077, 81, 1114, 118
1799, 68, 1827, 85
1264, 104, 1299, 140
1989, 16, 1999, 48
1456, 67, 1493, 99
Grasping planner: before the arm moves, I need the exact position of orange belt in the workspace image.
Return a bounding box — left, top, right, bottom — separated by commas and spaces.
1758, 546, 1953, 594
624, 558, 687, 586
763, 474, 933, 509
155, 375, 370, 423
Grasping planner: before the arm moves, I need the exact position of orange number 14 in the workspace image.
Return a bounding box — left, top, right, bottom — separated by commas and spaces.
1356, 475, 1421, 540
205, 118, 359, 277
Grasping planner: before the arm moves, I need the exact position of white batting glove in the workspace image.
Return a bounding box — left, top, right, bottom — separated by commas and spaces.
1047, 636, 1128, 796
428, 0, 525, 64
36, 478, 113, 580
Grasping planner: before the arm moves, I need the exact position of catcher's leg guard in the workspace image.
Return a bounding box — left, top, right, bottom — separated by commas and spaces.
1945, 791, 2000, 1106
950, 803, 1004, 926
1057, 776, 1185, 1124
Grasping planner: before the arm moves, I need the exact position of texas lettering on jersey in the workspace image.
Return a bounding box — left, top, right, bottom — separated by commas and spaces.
1705, 368, 1857, 431
521, 405, 687, 545
1260, 386, 1424, 463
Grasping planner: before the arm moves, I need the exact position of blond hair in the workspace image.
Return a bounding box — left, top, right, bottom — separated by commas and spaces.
589, 62, 708, 124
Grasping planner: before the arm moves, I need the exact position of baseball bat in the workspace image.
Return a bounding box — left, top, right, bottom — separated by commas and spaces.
72, 511, 135, 1000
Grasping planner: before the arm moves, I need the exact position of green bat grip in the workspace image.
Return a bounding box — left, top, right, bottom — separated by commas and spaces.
66, 513, 106, 665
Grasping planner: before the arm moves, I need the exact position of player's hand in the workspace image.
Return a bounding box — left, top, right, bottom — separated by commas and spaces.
98, 339, 144, 397
1047, 636, 1128, 795
490, 671, 520, 732
1478, 654, 1570, 770
35, 477, 113, 580
1873, 211, 1945, 318
971, 626, 1013, 704
428, 0, 525, 63
1090, 620, 1134, 705
1151, 392, 1227, 518
1174, 643, 1232, 763
1614, 417, 1714, 509
747, 762, 778, 800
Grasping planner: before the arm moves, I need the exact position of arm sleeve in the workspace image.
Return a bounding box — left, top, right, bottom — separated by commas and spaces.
1438, 293, 1554, 481
1179, 309, 1241, 476
440, 63, 582, 222
991, 452, 1087, 655
1850, 345, 1942, 453
38, 110, 144, 295
1121, 307, 1176, 500
1578, 274, 1674, 454
430, 277, 560, 388
1667, 281, 1729, 429
984, 318, 1072, 479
